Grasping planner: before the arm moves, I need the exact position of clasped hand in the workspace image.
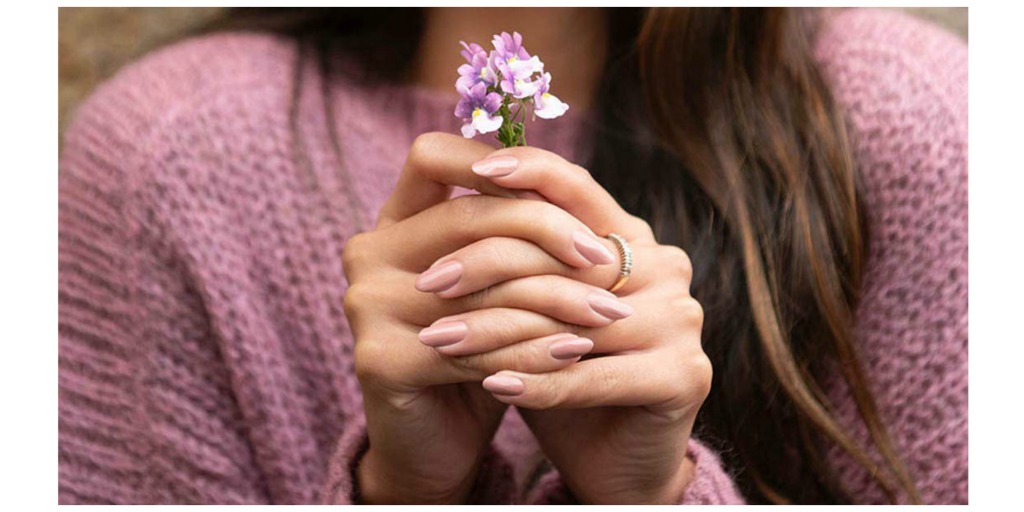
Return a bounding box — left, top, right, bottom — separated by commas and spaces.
342, 133, 711, 504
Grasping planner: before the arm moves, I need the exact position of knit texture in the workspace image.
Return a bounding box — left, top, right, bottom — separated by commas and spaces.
58, 9, 967, 504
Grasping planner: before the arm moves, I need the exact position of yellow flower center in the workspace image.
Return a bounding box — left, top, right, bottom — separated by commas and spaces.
542, 93, 552, 100
508, 56, 518, 64
479, 68, 487, 79
472, 108, 484, 118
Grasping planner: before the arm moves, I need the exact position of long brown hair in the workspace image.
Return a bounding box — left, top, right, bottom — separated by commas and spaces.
208, 7, 918, 504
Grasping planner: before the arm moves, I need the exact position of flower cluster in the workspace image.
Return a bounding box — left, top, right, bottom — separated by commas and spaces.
454, 31, 569, 147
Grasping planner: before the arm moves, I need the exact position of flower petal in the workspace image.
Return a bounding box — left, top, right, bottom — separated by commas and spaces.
508, 56, 541, 78
456, 81, 474, 99
536, 72, 552, 95
473, 112, 504, 134
514, 78, 542, 99
454, 98, 473, 119
460, 41, 486, 64
461, 121, 477, 138
534, 92, 569, 119
469, 81, 488, 100
483, 92, 503, 114
455, 74, 476, 92
492, 33, 508, 57
500, 79, 515, 96
480, 65, 498, 86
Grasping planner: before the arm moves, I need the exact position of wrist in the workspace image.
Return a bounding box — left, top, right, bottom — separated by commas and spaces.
572, 449, 697, 504
651, 450, 697, 504
356, 447, 476, 504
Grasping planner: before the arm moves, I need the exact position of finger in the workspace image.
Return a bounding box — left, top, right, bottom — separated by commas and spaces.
574, 289, 702, 354
417, 307, 572, 357
404, 273, 636, 329
419, 237, 619, 298
376, 132, 518, 228
472, 275, 635, 328
441, 333, 595, 384
378, 195, 617, 271
426, 286, 694, 358
481, 350, 713, 414
470, 146, 656, 242
414, 237, 683, 299
372, 331, 594, 389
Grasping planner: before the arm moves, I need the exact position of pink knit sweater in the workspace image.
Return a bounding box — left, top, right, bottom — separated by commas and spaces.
58, 9, 967, 504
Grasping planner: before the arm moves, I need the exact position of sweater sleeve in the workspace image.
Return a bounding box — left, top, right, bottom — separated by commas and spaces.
58, 79, 274, 503
814, 10, 968, 504
525, 438, 744, 504
319, 418, 519, 504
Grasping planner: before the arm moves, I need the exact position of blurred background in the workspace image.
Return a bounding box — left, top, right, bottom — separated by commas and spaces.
58, 7, 967, 144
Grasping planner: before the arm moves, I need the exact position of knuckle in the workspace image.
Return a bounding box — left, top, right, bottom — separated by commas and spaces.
670, 296, 704, 329
524, 379, 566, 410
407, 132, 445, 165
461, 286, 491, 311
342, 283, 370, 319
599, 364, 624, 391
558, 320, 581, 336
685, 353, 714, 402
628, 215, 656, 239
568, 163, 595, 183
661, 245, 693, 281
353, 339, 391, 385
526, 201, 566, 231
591, 363, 623, 396
507, 342, 542, 373
446, 195, 486, 232
448, 352, 481, 377
341, 232, 373, 276
480, 237, 523, 269
655, 351, 713, 414
543, 275, 584, 302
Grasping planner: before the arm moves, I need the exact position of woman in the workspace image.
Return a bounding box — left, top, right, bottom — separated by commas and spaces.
57, 7, 967, 504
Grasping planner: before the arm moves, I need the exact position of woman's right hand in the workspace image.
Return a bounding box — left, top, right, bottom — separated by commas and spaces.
341, 134, 625, 503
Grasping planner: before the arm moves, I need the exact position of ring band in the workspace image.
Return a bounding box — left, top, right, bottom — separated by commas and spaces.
605, 233, 632, 293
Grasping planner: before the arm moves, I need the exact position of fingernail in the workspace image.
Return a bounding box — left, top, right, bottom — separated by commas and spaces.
472, 155, 519, 177
572, 230, 616, 266
482, 374, 525, 396
415, 260, 463, 293
587, 292, 635, 320
514, 190, 547, 202
549, 337, 595, 360
418, 321, 468, 348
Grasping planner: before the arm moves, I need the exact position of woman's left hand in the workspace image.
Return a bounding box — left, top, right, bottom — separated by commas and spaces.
418, 140, 713, 504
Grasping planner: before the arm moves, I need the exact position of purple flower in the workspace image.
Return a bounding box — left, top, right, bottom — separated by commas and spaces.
451, 31, 570, 146
496, 55, 544, 99
456, 41, 497, 90
533, 72, 569, 119
491, 31, 531, 63
489, 31, 544, 99
455, 81, 504, 138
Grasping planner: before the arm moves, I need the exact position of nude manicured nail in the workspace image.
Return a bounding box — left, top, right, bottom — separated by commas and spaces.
418, 321, 468, 348
472, 155, 519, 177
550, 337, 595, 360
482, 374, 525, 396
572, 230, 616, 266
587, 292, 635, 320
415, 260, 463, 293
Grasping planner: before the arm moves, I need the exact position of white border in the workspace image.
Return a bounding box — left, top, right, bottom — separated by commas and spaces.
9, 1, 1018, 510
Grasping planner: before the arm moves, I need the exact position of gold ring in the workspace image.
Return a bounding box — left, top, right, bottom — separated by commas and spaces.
605, 233, 632, 293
